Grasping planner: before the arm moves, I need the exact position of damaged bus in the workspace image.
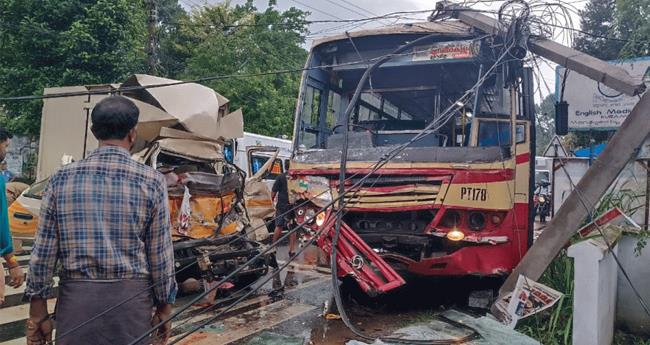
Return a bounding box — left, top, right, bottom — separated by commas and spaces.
288, 21, 536, 296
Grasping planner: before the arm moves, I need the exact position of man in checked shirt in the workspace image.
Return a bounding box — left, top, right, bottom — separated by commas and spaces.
24, 96, 177, 345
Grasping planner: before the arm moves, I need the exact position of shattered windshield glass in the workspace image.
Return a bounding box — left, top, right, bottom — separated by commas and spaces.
295, 35, 511, 150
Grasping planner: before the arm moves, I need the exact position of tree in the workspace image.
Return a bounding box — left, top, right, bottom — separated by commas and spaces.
0, 0, 148, 136
616, 0, 650, 58
163, 0, 308, 137
573, 0, 625, 60
570, 0, 626, 150
157, 0, 188, 77
535, 94, 555, 154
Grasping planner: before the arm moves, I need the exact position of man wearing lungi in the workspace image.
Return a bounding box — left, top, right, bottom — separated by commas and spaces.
24, 96, 177, 345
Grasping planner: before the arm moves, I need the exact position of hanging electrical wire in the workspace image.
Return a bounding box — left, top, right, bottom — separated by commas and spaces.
49, 174, 374, 344
289, 0, 344, 20
554, 156, 650, 319
127, 30, 510, 342
328, 22, 519, 342
0, 32, 492, 103
528, 54, 650, 320
167, 162, 393, 342
14, 5, 643, 343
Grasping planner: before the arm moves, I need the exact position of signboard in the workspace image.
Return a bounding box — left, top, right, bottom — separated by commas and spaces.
413, 40, 479, 61
542, 135, 568, 158
557, 57, 650, 131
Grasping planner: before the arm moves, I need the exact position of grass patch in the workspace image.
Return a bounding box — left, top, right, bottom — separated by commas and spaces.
516, 183, 649, 344
614, 331, 650, 345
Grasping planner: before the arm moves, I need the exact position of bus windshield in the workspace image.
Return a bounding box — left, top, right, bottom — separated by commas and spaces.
295, 35, 512, 150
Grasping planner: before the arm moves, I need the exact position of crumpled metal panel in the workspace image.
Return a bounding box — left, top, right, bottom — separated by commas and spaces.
170, 172, 242, 196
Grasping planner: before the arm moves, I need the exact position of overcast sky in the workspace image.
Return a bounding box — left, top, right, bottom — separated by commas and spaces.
180, 0, 588, 103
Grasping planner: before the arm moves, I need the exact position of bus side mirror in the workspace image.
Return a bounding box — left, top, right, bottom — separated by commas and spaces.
555, 101, 569, 135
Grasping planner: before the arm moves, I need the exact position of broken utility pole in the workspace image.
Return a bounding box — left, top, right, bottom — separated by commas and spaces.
499, 92, 650, 295
439, 3, 649, 315
443, 4, 646, 97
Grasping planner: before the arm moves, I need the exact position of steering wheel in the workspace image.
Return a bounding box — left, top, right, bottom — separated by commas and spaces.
331, 123, 376, 135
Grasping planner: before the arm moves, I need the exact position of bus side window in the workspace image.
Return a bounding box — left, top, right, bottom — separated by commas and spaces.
515, 124, 526, 144
478, 121, 510, 147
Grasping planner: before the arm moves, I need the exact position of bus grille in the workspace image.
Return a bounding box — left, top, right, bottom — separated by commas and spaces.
339, 176, 443, 210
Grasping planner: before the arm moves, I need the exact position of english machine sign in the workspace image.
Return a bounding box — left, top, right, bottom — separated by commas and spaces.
556, 57, 650, 131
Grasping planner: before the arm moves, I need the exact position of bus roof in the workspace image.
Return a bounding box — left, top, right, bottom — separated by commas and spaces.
311, 21, 473, 48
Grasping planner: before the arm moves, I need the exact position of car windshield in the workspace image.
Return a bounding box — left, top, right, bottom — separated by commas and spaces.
24, 179, 49, 200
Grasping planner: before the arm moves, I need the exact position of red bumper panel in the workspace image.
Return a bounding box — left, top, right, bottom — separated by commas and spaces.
319, 218, 406, 296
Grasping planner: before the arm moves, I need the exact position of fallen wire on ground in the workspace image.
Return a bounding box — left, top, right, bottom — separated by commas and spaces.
144, 6, 524, 343
21, 2, 635, 344
328, 18, 518, 344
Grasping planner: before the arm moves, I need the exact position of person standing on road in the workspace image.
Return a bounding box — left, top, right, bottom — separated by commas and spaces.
0, 128, 26, 305
271, 168, 296, 258
24, 96, 177, 345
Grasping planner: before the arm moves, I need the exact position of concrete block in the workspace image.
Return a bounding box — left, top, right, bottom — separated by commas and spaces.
615, 235, 650, 336
568, 239, 618, 345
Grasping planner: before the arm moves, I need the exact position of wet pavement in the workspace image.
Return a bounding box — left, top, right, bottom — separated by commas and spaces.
173, 243, 534, 345
0, 231, 546, 345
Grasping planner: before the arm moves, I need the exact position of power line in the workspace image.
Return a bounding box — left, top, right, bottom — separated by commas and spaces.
50, 170, 356, 344
0, 47, 453, 102
131, 30, 501, 343
530, 56, 650, 319
323, 0, 367, 18
289, 0, 344, 20
529, 18, 630, 43
337, 0, 381, 17
162, 9, 438, 29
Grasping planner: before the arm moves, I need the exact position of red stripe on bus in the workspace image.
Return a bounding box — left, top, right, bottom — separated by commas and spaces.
291, 168, 514, 184
516, 153, 530, 164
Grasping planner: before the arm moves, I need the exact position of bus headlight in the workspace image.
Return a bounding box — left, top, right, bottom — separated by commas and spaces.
447, 229, 465, 241
315, 211, 326, 227
468, 212, 486, 231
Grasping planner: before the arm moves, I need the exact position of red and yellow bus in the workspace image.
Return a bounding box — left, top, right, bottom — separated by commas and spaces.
287, 21, 536, 296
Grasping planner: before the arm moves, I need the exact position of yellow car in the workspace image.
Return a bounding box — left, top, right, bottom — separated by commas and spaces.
8, 179, 45, 251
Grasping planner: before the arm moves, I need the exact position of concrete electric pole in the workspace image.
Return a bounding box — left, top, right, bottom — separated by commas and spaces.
146, 0, 158, 75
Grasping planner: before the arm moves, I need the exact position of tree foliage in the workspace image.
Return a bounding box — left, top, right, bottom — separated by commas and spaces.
161, 0, 308, 138
0, 0, 148, 136
616, 0, 650, 58
573, 0, 624, 60
568, 0, 648, 151
535, 93, 555, 154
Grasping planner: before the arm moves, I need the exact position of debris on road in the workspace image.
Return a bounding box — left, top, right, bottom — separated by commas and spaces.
345, 310, 540, 345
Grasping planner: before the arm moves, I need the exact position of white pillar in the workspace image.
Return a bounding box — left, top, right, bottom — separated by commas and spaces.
567, 240, 618, 345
